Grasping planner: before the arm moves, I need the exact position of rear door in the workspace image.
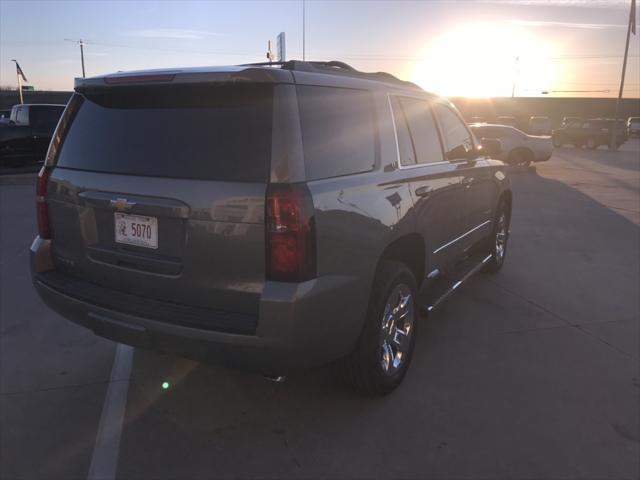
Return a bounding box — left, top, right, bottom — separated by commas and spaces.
47, 84, 275, 319
388, 95, 467, 275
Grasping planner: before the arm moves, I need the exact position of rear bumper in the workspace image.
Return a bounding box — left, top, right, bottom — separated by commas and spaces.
30, 237, 366, 374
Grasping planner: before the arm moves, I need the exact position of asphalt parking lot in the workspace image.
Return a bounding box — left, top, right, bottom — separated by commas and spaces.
1, 141, 639, 480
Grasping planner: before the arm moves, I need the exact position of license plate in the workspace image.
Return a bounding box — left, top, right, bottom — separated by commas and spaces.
114, 213, 158, 249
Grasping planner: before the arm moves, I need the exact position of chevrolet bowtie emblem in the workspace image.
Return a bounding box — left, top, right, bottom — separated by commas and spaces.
109, 198, 136, 212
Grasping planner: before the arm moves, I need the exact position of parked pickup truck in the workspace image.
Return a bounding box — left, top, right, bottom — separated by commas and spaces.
552, 118, 628, 150
0, 104, 65, 167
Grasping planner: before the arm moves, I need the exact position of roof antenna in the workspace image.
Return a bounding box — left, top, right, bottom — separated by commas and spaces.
266, 40, 275, 64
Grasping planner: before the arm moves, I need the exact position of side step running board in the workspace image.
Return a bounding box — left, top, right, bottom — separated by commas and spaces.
423, 254, 492, 315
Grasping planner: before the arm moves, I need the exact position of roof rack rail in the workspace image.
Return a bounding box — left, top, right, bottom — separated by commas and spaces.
240, 60, 421, 90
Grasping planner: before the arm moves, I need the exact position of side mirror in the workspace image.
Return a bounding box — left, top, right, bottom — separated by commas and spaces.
447, 144, 474, 161
478, 138, 503, 157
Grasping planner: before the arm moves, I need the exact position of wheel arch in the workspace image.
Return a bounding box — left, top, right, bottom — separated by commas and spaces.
377, 233, 426, 287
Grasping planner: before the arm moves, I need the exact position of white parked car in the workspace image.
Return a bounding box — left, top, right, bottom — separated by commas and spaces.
471, 123, 553, 165
529, 116, 552, 135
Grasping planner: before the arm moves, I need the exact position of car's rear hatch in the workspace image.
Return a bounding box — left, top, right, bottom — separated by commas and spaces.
45, 79, 279, 331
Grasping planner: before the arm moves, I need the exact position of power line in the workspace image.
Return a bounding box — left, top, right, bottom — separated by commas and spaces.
82, 40, 262, 58
65, 39, 640, 63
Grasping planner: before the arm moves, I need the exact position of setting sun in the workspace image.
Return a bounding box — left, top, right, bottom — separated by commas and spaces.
410, 22, 557, 97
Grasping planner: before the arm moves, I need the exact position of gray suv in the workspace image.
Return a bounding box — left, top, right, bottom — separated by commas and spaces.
31, 61, 511, 395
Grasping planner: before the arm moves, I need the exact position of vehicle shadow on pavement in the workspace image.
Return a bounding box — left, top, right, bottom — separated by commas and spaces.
113, 166, 639, 480
554, 144, 640, 173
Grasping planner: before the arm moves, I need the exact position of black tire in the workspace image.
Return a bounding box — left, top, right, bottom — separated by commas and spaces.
508, 148, 534, 166
552, 136, 563, 148
586, 137, 597, 150
483, 199, 511, 274
336, 261, 418, 396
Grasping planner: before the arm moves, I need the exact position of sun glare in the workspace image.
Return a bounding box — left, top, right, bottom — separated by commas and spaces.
410, 22, 556, 97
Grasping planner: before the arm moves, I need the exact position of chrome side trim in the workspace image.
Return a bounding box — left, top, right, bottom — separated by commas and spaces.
427, 268, 440, 279
433, 220, 492, 254
387, 95, 402, 168
426, 254, 492, 313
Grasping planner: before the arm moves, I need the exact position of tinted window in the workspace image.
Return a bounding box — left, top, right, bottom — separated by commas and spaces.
397, 97, 443, 165
389, 97, 417, 166
16, 107, 29, 125
434, 103, 474, 160
472, 126, 502, 138
56, 85, 273, 182
297, 86, 376, 180
31, 107, 64, 129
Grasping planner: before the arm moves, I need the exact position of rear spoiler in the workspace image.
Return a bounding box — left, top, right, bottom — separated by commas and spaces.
74, 67, 293, 93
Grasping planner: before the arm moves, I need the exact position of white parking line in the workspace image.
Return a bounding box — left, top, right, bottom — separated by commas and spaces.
87, 343, 134, 480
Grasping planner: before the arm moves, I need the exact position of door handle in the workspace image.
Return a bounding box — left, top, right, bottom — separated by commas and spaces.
414, 186, 432, 198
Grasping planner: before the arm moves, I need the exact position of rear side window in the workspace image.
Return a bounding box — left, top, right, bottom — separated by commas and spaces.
433, 103, 474, 160
16, 107, 29, 125
395, 97, 444, 165
56, 85, 273, 182
297, 86, 376, 181
389, 97, 417, 166
473, 126, 502, 138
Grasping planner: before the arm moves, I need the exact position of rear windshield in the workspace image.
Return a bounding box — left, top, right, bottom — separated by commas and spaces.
56, 85, 273, 182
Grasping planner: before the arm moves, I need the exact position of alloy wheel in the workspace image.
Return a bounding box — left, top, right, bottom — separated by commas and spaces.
495, 212, 507, 263
380, 284, 414, 376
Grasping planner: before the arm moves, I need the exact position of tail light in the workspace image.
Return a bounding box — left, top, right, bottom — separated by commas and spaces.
36, 166, 51, 239
266, 183, 316, 282
34, 95, 83, 240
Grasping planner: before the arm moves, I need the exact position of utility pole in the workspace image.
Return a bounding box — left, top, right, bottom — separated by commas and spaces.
302, 0, 306, 61
511, 56, 519, 98
64, 38, 87, 77
611, 0, 636, 150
